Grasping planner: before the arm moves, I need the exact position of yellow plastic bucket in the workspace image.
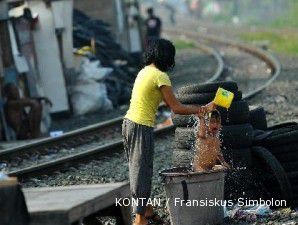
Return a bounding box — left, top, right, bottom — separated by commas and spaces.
213, 87, 234, 109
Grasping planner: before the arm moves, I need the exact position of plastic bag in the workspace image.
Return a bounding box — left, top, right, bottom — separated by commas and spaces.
70, 79, 113, 115
40, 102, 52, 134
79, 58, 113, 81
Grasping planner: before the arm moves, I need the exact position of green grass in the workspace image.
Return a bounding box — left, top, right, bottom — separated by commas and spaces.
239, 31, 298, 55
271, 1, 298, 28
173, 39, 195, 50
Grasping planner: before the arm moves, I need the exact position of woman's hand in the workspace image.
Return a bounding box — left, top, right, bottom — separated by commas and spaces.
196, 102, 216, 117
205, 102, 217, 112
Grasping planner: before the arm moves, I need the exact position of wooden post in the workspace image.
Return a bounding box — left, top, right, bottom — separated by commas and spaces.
0, 1, 15, 141
0, 21, 14, 68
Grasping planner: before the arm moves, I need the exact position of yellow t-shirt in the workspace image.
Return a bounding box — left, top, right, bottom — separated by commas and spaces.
125, 66, 172, 127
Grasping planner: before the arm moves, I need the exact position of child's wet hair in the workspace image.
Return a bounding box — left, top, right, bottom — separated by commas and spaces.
143, 38, 176, 72
209, 110, 221, 121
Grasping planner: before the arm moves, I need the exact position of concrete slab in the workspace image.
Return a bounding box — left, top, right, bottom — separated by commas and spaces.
23, 182, 131, 225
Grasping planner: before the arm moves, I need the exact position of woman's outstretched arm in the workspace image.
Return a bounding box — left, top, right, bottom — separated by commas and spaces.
160, 85, 216, 115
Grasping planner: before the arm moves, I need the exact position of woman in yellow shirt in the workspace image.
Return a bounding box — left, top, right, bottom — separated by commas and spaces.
122, 38, 215, 225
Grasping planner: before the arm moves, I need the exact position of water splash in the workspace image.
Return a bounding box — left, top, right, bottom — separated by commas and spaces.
226, 108, 230, 123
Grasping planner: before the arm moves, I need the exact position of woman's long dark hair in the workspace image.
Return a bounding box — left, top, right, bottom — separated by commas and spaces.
143, 38, 176, 72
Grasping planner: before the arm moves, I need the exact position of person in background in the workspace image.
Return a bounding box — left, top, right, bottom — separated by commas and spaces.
127, 2, 143, 66
2, 83, 52, 140
122, 38, 216, 225
163, 2, 176, 25
145, 7, 162, 42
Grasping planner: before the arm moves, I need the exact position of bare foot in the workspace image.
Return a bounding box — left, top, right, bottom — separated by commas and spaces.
134, 214, 148, 225
212, 165, 225, 171
193, 166, 206, 172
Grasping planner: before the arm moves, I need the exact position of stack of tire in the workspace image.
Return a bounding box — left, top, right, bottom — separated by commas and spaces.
172, 81, 255, 200
253, 122, 298, 206
249, 105, 268, 130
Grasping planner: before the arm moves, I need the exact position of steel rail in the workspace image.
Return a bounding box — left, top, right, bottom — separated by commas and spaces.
7, 32, 281, 180
5, 42, 224, 180
0, 117, 123, 161
165, 29, 281, 99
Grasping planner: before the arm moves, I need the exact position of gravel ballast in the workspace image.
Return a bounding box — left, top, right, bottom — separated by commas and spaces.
248, 55, 298, 126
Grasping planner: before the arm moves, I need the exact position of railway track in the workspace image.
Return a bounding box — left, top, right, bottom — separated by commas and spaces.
3, 41, 222, 180
4, 33, 280, 181
165, 29, 281, 99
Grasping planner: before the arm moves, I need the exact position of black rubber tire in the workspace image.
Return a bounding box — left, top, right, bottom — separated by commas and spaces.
287, 171, 298, 185
221, 124, 254, 149
225, 148, 252, 168
171, 114, 198, 127
172, 150, 193, 167
267, 121, 298, 131
292, 185, 298, 197
267, 124, 298, 134
218, 100, 250, 125
251, 146, 293, 205
175, 127, 196, 149
276, 152, 298, 163
176, 90, 242, 104
282, 161, 298, 172
255, 129, 298, 147
253, 124, 298, 145
172, 101, 249, 127
249, 106, 267, 130
177, 81, 238, 95
266, 143, 298, 163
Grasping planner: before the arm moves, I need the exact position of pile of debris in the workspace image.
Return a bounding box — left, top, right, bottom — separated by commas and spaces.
72, 9, 139, 109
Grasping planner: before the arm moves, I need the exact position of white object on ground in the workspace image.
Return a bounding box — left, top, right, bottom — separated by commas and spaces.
70, 79, 112, 115
40, 102, 52, 135
0, 172, 8, 180
79, 58, 113, 81
50, 131, 64, 137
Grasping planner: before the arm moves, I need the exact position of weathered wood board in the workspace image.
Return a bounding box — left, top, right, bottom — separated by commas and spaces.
23, 182, 131, 225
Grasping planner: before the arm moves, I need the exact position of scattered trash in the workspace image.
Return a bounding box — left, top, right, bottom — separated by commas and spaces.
227, 204, 272, 222
70, 80, 112, 116
156, 118, 173, 129
74, 46, 94, 56
79, 58, 113, 81
0, 172, 8, 180
73, 9, 138, 107
274, 95, 287, 104
70, 56, 113, 115
50, 131, 64, 137
0, 163, 7, 172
